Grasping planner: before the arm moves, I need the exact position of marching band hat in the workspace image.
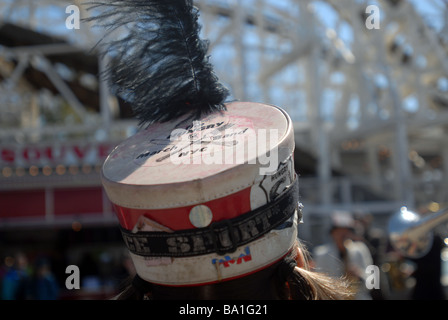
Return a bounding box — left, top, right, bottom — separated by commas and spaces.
101, 101, 301, 285
92, 0, 302, 286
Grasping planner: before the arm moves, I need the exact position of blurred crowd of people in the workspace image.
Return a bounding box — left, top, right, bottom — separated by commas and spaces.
0, 253, 59, 300
311, 209, 447, 300
1, 209, 446, 300
0, 250, 135, 300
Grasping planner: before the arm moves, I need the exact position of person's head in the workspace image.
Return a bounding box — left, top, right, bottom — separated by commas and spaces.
35, 256, 54, 277
94, 0, 354, 300
14, 252, 28, 271
101, 102, 355, 300
103, 101, 297, 296
329, 211, 357, 252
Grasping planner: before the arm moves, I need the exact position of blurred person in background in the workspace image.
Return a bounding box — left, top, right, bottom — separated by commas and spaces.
354, 211, 389, 299
313, 211, 374, 300
1, 252, 32, 300
408, 207, 445, 300
32, 257, 59, 300
410, 234, 445, 300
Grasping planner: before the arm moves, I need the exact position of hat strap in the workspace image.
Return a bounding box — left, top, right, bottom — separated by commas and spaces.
120, 177, 300, 257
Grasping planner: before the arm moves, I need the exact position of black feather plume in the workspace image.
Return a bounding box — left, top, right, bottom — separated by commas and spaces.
87, 0, 229, 126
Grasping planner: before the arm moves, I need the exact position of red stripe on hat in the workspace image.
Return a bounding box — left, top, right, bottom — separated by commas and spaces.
113, 187, 252, 231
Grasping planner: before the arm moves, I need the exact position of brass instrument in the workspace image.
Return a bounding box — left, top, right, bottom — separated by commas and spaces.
388, 206, 448, 258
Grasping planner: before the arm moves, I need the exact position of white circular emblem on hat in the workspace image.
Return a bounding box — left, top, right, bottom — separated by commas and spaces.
189, 205, 213, 228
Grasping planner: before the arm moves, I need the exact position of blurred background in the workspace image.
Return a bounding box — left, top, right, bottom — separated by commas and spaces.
0, 0, 447, 300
